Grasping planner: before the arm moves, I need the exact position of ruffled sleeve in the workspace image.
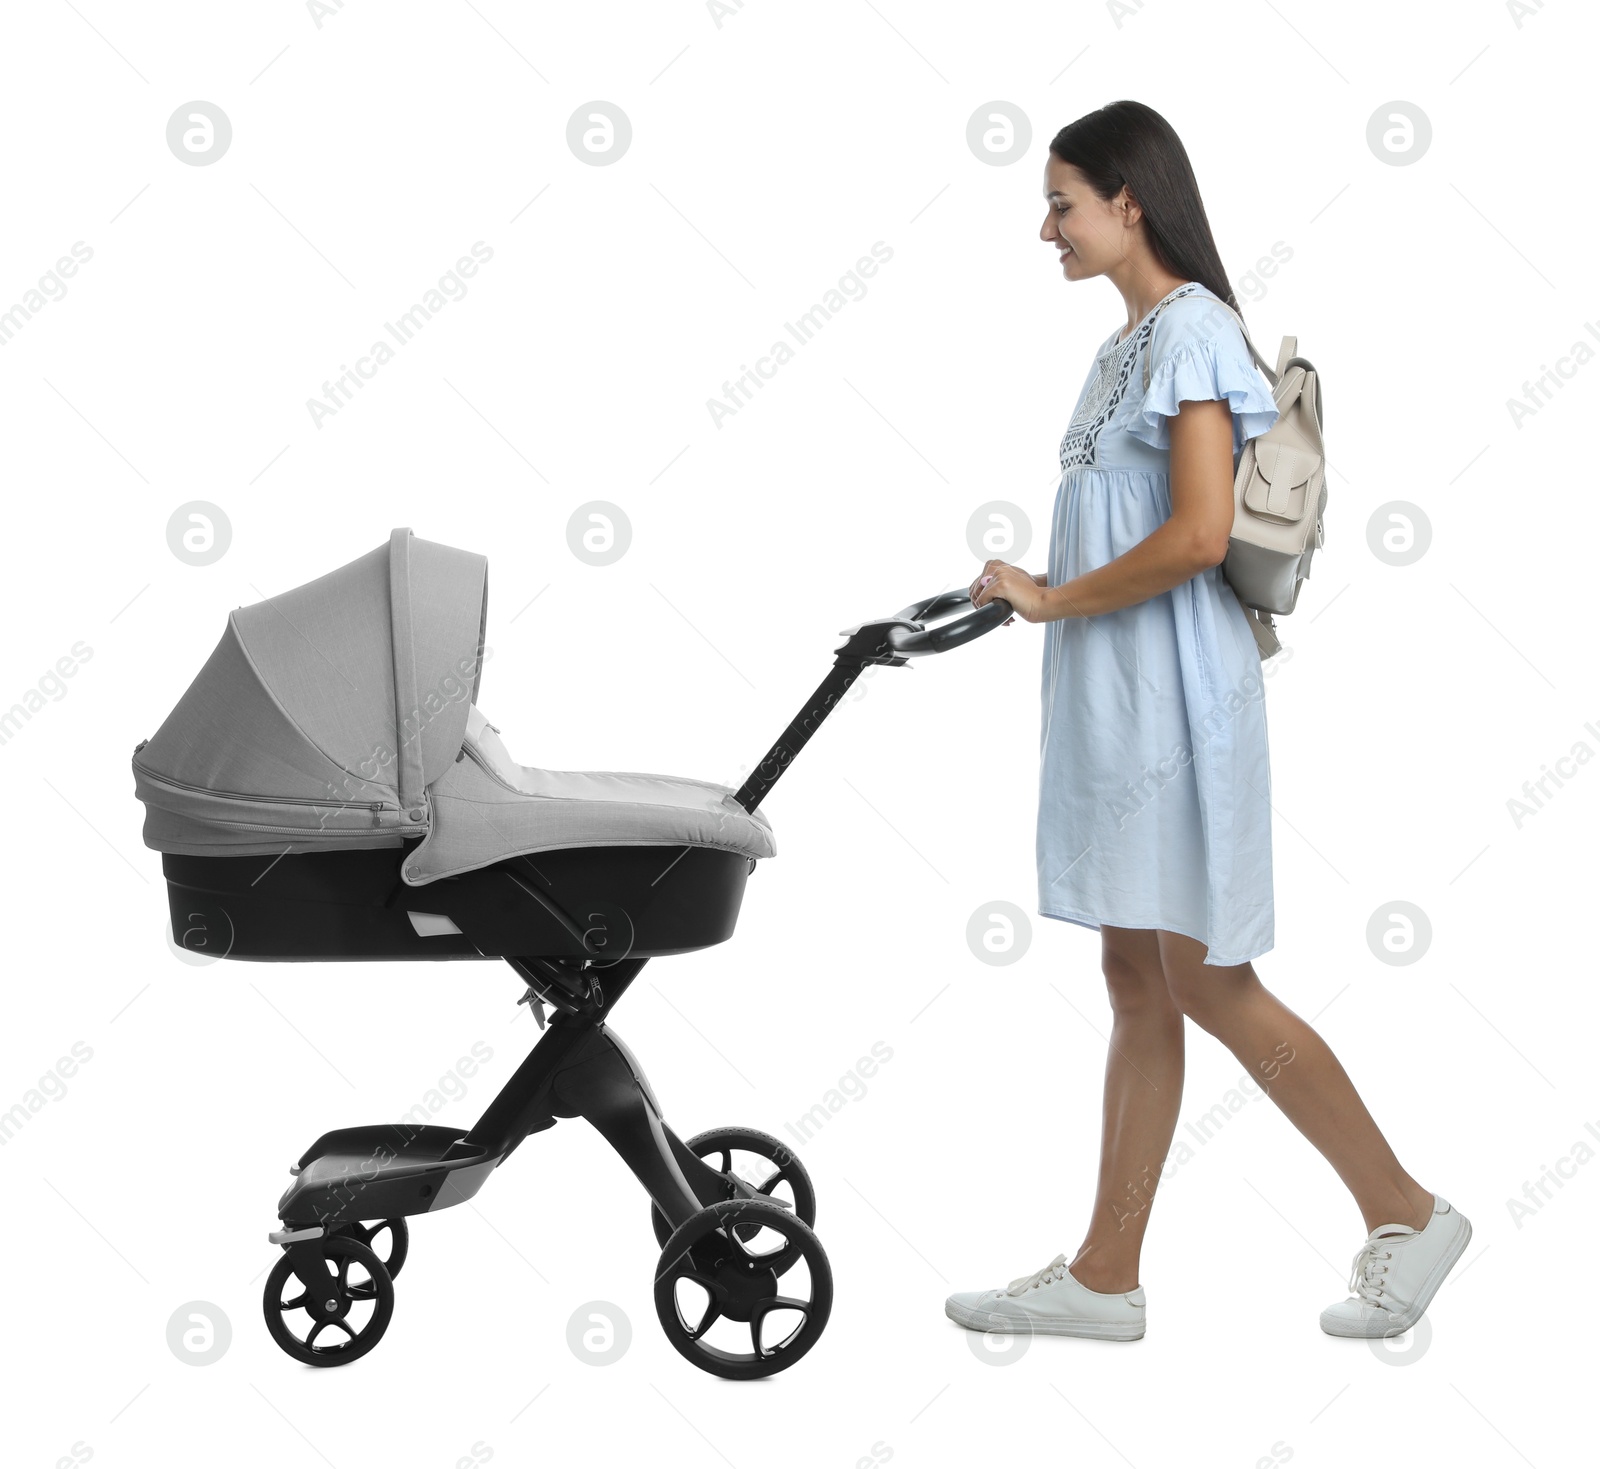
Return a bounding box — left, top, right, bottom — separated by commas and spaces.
1129, 304, 1279, 455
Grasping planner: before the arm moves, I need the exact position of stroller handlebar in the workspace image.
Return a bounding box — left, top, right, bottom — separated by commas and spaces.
828, 587, 1014, 665
729, 585, 1013, 815
885, 588, 1015, 656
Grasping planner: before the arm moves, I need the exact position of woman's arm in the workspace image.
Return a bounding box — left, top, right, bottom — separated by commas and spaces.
973, 389, 1240, 623
1043, 397, 1237, 621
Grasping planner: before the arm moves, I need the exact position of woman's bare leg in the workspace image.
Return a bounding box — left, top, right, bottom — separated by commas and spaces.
1155, 929, 1435, 1233
1066, 925, 1187, 1294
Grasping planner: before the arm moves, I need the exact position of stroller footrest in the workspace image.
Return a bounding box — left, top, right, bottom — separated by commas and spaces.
277, 1123, 497, 1225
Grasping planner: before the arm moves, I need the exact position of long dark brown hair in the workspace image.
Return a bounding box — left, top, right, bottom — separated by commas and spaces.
1049, 101, 1244, 329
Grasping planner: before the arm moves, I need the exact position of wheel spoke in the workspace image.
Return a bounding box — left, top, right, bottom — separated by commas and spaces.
686, 1298, 722, 1341
751, 1295, 812, 1355
755, 1179, 797, 1211
727, 1225, 802, 1276
346, 1282, 378, 1300
755, 1294, 813, 1318
279, 1291, 307, 1311
669, 1267, 724, 1340
753, 1162, 790, 1194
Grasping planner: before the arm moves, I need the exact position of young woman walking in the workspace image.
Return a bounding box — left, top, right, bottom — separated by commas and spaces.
947, 100, 1470, 1343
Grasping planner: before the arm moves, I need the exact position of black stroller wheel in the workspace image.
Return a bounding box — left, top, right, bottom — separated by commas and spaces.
328, 1217, 410, 1279
655, 1197, 832, 1379
651, 1126, 817, 1249
264, 1235, 395, 1367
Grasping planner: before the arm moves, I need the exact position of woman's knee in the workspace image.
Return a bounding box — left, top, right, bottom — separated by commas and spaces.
1100, 928, 1175, 1016
1157, 932, 1256, 1023
1161, 966, 1217, 1023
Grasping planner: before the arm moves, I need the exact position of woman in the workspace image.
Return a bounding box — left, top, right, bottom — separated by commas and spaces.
948, 101, 1470, 1343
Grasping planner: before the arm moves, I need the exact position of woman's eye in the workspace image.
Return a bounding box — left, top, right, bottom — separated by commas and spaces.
1055, 204, 1070, 214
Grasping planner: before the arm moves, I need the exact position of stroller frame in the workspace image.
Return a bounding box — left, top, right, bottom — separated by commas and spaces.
173, 588, 1012, 1379
274, 951, 741, 1239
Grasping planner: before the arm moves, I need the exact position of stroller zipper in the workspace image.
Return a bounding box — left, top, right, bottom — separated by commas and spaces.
133, 758, 395, 812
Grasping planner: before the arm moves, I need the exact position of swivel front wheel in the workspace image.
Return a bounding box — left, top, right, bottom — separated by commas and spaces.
264, 1235, 394, 1366
655, 1197, 832, 1379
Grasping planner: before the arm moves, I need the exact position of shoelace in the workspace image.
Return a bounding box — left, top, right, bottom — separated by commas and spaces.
1348, 1243, 1391, 1305
1006, 1252, 1070, 1297
1347, 1233, 1411, 1307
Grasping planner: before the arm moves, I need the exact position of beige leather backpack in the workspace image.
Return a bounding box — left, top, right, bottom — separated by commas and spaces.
1144, 297, 1326, 660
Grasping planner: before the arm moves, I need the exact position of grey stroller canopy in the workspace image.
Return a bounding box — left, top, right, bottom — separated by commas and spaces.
133, 528, 775, 885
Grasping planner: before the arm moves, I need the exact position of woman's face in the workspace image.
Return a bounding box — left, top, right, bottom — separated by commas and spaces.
1039, 157, 1130, 281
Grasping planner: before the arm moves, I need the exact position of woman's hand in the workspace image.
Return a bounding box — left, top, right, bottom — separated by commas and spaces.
969, 560, 1050, 624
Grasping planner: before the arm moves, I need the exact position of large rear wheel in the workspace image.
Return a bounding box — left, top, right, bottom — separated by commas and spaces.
654, 1197, 831, 1379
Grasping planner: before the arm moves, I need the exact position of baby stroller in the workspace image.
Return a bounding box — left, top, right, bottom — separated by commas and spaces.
132, 528, 1011, 1379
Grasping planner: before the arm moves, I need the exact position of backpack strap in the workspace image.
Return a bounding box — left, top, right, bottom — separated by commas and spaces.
1242, 606, 1282, 660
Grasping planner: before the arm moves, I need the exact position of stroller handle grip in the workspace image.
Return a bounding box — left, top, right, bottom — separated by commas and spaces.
884, 588, 1014, 656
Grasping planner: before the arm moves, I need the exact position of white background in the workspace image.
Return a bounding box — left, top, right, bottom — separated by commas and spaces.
2, 1, 1595, 1465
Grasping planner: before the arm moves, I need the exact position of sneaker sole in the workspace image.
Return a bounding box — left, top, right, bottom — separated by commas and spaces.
944, 1298, 1144, 1341
1320, 1210, 1473, 1338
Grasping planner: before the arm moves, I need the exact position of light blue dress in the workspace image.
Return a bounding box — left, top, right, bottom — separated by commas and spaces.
1037, 282, 1282, 966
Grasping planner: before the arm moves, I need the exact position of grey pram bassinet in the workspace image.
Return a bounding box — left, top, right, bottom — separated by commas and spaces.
133, 527, 775, 960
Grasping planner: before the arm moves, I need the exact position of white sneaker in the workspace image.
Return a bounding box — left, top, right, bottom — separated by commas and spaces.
945, 1253, 1146, 1341
1320, 1193, 1472, 1337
